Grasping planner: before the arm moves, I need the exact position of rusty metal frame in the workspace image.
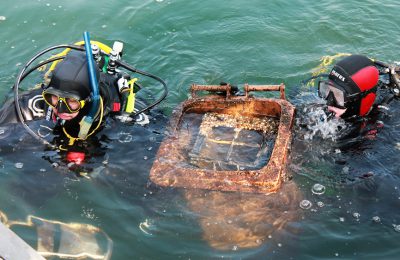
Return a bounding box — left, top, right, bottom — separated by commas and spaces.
150, 83, 295, 194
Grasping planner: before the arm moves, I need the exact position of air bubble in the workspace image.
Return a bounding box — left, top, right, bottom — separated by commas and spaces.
299, 200, 312, 209
339, 217, 345, 222
312, 183, 326, 195
0, 16, 6, 21
393, 224, 400, 232
372, 216, 381, 223
118, 132, 132, 143
15, 162, 23, 169
139, 219, 154, 236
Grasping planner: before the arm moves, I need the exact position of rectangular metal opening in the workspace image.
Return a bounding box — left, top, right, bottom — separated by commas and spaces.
183, 113, 279, 171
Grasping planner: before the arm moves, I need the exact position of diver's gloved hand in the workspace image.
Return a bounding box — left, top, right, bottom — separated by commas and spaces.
117, 77, 130, 112
117, 77, 130, 94
117, 75, 138, 114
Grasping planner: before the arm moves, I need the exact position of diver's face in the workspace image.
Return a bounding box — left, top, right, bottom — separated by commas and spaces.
52, 108, 79, 120
318, 81, 349, 118
44, 93, 82, 120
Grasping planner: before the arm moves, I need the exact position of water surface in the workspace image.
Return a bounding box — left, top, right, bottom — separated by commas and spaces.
1, 0, 400, 259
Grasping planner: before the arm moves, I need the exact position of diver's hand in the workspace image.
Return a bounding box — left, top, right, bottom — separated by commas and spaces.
117, 77, 130, 93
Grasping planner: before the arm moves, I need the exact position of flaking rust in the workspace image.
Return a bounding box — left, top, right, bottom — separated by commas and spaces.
150, 83, 295, 194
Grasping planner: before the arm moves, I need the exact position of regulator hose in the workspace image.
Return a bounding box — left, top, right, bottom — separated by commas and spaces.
116, 59, 168, 117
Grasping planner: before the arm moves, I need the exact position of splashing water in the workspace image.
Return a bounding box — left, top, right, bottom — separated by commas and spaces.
298, 105, 347, 141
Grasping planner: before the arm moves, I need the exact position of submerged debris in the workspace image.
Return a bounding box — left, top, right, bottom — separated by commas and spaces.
199, 113, 279, 135
150, 83, 295, 194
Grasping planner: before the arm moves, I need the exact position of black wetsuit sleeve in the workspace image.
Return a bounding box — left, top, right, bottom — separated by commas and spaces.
99, 73, 124, 115
0, 89, 46, 125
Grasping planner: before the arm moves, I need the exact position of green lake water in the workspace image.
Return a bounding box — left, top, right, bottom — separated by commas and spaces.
1, 0, 400, 259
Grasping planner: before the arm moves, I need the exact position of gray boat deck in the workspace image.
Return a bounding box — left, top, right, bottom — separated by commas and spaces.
0, 221, 44, 260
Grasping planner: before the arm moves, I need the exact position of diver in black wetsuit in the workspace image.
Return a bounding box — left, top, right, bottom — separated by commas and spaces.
302, 54, 398, 143
0, 44, 166, 169
293, 54, 400, 187
0, 50, 140, 144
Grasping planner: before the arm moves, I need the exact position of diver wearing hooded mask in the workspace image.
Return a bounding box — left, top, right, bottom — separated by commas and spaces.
295, 54, 398, 144
41, 50, 128, 140
0, 49, 143, 146
318, 54, 380, 120
315, 54, 399, 141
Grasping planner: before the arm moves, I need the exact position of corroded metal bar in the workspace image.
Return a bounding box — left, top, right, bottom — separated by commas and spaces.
190, 84, 232, 98
244, 83, 285, 99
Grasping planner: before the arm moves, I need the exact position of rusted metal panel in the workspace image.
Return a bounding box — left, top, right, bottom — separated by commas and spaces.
150, 84, 295, 194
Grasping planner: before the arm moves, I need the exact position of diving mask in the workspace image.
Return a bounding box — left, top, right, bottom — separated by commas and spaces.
43, 89, 87, 113
318, 80, 375, 109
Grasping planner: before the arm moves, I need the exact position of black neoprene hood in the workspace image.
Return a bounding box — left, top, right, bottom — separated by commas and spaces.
47, 50, 99, 100
327, 54, 379, 118
328, 54, 374, 95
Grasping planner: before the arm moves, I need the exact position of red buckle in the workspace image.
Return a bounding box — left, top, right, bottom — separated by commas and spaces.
66, 151, 85, 165
112, 102, 121, 112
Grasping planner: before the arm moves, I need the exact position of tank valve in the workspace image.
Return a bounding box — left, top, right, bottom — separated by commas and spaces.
107, 50, 118, 75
